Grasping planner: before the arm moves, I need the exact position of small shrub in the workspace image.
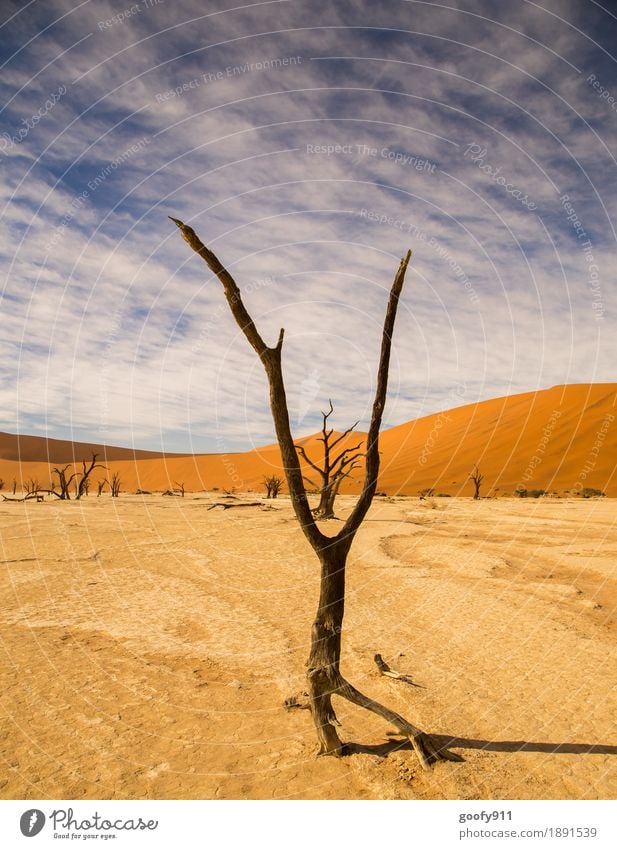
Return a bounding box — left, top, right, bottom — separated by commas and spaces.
514, 488, 527, 497
581, 487, 605, 498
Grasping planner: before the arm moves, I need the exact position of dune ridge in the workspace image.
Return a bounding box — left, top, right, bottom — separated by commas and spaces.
0, 383, 615, 497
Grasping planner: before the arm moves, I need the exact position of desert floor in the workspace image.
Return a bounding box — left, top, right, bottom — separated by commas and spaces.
0, 494, 615, 800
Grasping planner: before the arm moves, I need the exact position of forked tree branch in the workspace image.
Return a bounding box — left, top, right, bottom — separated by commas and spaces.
335, 250, 412, 542
329, 442, 364, 474
170, 217, 325, 550
295, 444, 326, 479
329, 422, 360, 451
170, 217, 411, 553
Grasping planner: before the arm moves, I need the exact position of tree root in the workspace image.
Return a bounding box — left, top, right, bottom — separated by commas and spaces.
309, 672, 457, 769
336, 676, 457, 769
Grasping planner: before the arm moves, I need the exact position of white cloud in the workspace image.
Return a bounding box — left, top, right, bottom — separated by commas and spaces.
0, 0, 615, 451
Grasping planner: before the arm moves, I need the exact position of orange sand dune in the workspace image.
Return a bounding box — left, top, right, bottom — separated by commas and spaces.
0, 383, 615, 497
0, 431, 186, 463
379, 383, 617, 497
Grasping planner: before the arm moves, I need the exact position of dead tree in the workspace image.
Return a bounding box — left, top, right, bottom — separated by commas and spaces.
77, 453, 106, 500
296, 402, 363, 519
25, 478, 41, 496
108, 473, 122, 497
12, 479, 17, 495
263, 475, 284, 498
97, 480, 106, 497
52, 465, 78, 500
208, 501, 264, 510
0, 479, 4, 492
172, 217, 454, 769
470, 466, 484, 500
174, 481, 185, 497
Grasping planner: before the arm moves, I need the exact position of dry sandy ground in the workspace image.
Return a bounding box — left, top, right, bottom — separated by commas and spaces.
1, 494, 615, 800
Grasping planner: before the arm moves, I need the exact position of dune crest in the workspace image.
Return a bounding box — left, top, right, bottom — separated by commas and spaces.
0, 383, 614, 497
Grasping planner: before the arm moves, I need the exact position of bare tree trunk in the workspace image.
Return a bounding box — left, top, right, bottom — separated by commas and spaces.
52, 465, 76, 500
314, 474, 347, 519
314, 487, 334, 519
77, 453, 106, 500
307, 539, 349, 754
470, 466, 484, 500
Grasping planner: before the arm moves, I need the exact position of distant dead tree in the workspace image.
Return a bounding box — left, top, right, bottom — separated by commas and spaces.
0, 479, 4, 491
52, 464, 78, 500
263, 475, 284, 498
470, 466, 484, 500
25, 478, 41, 496
172, 217, 453, 769
12, 479, 17, 495
97, 480, 106, 497
174, 481, 185, 497
108, 473, 122, 497
295, 401, 364, 519
77, 453, 106, 500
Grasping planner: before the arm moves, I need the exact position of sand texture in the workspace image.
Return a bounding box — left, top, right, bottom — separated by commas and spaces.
1, 493, 615, 800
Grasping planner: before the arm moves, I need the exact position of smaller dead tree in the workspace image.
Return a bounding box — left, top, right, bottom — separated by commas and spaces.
295, 401, 364, 519
108, 473, 122, 497
77, 453, 106, 500
470, 465, 484, 500
12, 479, 17, 495
97, 480, 106, 497
174, 481, 185, 498
263, 475, 284, 498
25, 478, 41, 496
52, 465, 78, 500
208, 501, 264, 511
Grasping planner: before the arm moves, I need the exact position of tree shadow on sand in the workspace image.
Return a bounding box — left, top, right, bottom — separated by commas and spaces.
345, 734, 617, 761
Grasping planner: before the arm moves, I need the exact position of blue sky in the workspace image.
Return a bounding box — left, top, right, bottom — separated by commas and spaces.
0, 0, 615, 452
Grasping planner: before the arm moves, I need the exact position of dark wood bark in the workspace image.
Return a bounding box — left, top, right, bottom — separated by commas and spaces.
207, 501, 264, 510
263, 475, 284, 498
470, 466, 484, 500
296, 405, 363, 519
171, 218, 453, 769
306, 539, 349, 754
77, 453, 106, 500
52, 465, 77, 499
109, 473, 122, 497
